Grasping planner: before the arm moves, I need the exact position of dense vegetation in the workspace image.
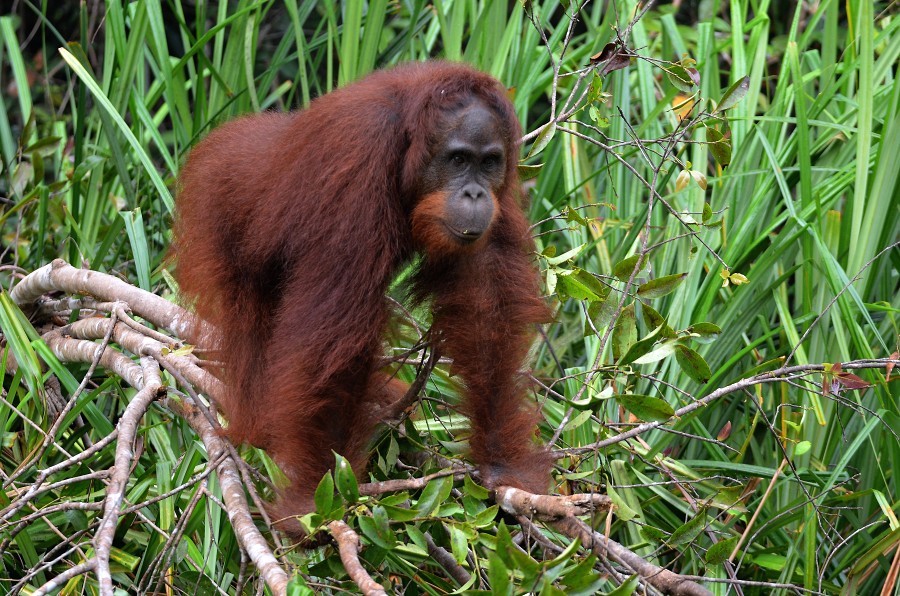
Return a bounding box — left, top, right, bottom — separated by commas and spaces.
1, 1, 898, 594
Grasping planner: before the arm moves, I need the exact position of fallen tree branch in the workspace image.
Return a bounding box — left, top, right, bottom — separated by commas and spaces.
167, 396, 290, 595
553, 516, 713, 596
94, 357, 163, 595
10, 259, 197, 339
495, 485, 613, 520
5, 262, 287, 595
328, 520, 388, 596
564, 359, 898, 457
495, 486, 712, 595
6, 261, 896, 595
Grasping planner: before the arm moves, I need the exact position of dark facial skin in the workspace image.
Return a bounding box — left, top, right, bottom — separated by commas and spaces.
420, 100, 507, 242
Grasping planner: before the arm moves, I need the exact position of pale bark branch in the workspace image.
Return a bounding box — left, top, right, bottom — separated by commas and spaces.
328, 520, 388, 596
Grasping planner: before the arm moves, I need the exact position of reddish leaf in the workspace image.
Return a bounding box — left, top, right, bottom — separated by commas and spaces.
590, 42, 631, 76
717, 421, 732, 441
835, 372, 870, 390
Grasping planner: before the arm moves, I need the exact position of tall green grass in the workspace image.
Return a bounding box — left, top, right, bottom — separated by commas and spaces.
0, 1, 897, 594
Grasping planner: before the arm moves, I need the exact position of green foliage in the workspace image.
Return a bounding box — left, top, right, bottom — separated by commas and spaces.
1, 1, 898, 594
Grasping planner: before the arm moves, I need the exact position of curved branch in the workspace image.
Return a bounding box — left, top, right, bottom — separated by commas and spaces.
167, 396, 290, 595
10, 259, 202, 339
496, 485, 711, 595
95, 357, 163, 595
553, 516, 713, 596
328, 520, 388, 596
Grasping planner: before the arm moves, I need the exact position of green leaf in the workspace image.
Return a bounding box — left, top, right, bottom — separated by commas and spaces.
558, 268, 605, 301
794, 440, 811, 456
379, 504, 418, 522
637, 273, 687, 299
605, 485, 637, 521
517, 162, 543, 180
557, 274, 595, 301
687, 322, 721, 344
640, 303, 677, 338
613, 254, 647, 281
707, 126, 732, 166
474, 504, 499, 527
507, 537, 541, 576
564, 409, 594, 430
405, 524, 427, 551
488, 550, 512, 595
667, 509, 707, 546
333, 453, 359, 504
358, 508, 396, 549
587, 73, 604, 103
613, 394, 675, 422
674, 344, 711, 383
560, 554, 606, 594
72, 154, 105, 182
287, 574, 314, 596
666, 64, 698, 92
706, 536, 740, 565
607, 575, 640, 595
416, 475, 453, 517
750, 553, 788, 571
314, 472, 334, 515
526, 122, 556, 158
495, 522, 515, 566
448, 524, 468, 563
563, 205, 588, 225
23, 135, 62, 155
640, 526, 666, 542
714, 76, 750, 113
632, 340, 679, 365
464, 474, 490, 499
612, 304, 637, 361
618, 325, 663, 365
545, 243, 585, 265
547, 536, 581, 568
546, 267, 557, 296
585, 293, 618, 336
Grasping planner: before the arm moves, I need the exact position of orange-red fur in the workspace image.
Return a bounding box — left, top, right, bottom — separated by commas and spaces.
173, 62, 552, 530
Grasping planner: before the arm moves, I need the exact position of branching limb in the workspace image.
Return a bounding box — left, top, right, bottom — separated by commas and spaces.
95, 357, 163, 595
328, 520, 388, 596
10, 259, 199, 338
424, 531, 472, 586
553, 516, 714, 596
31, 560, 97, 596
495, 485, 612, 520
168, 396, 290, 595
566, 359, 899, 456
7, 258, 896, 596
5, 262, 289, 596
494, 484, 711, 595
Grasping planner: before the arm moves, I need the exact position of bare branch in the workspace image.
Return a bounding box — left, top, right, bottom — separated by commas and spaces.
328, 520, 388, 596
